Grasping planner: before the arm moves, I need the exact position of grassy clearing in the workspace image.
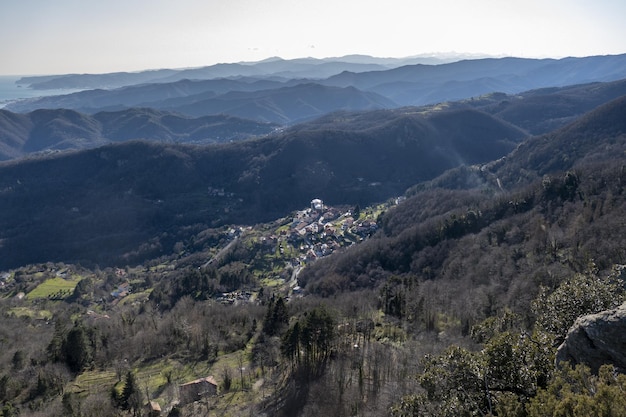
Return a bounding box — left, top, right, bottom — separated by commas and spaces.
259, 277, 284, 288
8, 306, 53, 320
116, 289, 151, 306
71, 359, 199, 398
27, 276, 81, 299
149, 264, 170, 272
70, 369, 118, 395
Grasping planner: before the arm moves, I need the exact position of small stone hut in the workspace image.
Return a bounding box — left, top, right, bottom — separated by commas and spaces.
179, 376, 218, 405
145, 401, 161, 417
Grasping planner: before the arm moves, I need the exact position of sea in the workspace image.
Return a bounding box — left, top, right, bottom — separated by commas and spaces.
0, 76, 81, 108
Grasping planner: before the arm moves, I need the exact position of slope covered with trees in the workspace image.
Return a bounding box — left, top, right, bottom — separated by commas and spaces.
0, 108, 278, 160
0, 106, 525, 270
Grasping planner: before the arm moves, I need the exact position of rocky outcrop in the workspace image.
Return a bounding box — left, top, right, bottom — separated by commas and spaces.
556, 301, 626, 373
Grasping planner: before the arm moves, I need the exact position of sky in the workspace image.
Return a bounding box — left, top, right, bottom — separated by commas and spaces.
1, 0, 625, 75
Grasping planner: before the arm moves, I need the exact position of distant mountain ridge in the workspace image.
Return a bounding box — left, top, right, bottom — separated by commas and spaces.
166, 83, 396, 123
321, 54, 626, 105
2, 78, 626, 162
6, 82, 395, 124
8, 54, 626, 120
15, 54, 487, 90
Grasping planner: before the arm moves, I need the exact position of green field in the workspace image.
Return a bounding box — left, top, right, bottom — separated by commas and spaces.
27, 276, 81, 299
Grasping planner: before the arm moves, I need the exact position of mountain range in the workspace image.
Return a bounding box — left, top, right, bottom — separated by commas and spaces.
2, 77, 626, 162
14, 54, 487, 90
1, 84, 625, 270
1, 53, 626, 271
7, 54, 626, 121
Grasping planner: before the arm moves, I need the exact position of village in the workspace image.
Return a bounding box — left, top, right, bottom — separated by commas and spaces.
0, 197, 386, 306
206, 197, 385, 305
281, 198, 378, 262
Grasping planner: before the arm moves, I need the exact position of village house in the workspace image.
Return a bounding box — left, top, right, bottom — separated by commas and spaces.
179, 376, 218, 405
311, 198, 324, 211
321, 207, 340, 221
0, 273, 9, 290
111, 282, 131, 298
356, 220, 378, 236
259, 235, 278, 247
305, 249, 318, 262
144, 401, 161, 417
305, 222, 319, 234
342, 217, 355, 229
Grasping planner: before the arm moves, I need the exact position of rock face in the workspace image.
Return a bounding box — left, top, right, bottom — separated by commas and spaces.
556, 302, 626, 373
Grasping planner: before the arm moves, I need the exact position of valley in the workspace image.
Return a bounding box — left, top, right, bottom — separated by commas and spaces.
1, 55, 626, 417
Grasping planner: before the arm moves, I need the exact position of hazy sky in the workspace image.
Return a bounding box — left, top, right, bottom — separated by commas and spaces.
2, 0, 625, 75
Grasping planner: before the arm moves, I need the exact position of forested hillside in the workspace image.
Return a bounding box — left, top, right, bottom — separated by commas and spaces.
0, 106, 526, 270
458, 78, 626, 135
292, 94, 626, 416
0, 108, 277, 160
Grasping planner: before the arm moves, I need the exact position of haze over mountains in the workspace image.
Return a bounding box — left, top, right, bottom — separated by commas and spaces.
13, 54, 488, 90
7, 54, 626, 119
2, 78, 625, 162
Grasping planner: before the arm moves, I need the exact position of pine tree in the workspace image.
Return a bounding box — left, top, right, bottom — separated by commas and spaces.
120, 371, 143, 416
62, 324, 93, 373
263, 296, 289, 336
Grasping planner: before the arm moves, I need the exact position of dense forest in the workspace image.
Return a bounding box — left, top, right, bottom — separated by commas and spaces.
1, 86, 626, 416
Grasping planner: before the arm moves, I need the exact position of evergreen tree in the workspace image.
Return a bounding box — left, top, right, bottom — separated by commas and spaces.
62, 324, 93, 373
263, 295, 289, 336
281, 306, 335, 377
120, 371, 143, 416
